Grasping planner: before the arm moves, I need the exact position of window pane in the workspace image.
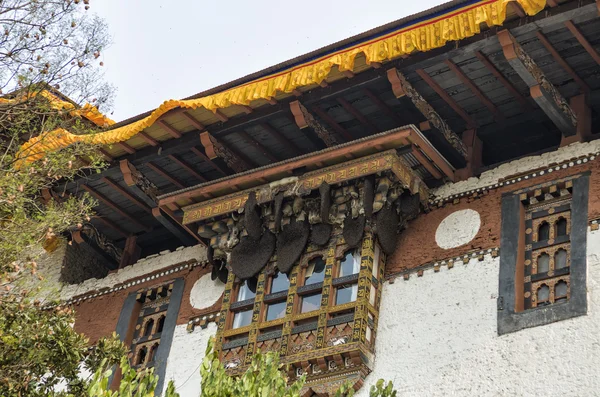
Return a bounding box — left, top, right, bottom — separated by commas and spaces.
232, 309, 253, 329
555, 280, 568, 299
237, 280, 256, 302
537, 285, 550, 304
265, 301, 287, 321
335, 284, 358, 305
556, 218, 567, 237
339, 250, 360, 277
301, 293, 322, 313
270, 272, 290, 294
538, 222, 550, 241
555, 249, 567, 269
537, 253, 550, 273
305, 257, 325, 285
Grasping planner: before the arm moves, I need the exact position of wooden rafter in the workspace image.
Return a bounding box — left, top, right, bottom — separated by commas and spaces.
499, 29, 577, 137
510, 1, 527, 17
237, 130, 279, 163
564, 20, 600, 66
362, 88, 403, 125
158, 206, 203, 244
200, 131, 250, 173
290, 100, 340, 147
474, 51, 531, 110
260, 122, 302, 157
410, 145, 443, 179
213, 109, 229, 122
81, 184, 151, 231
536, 31, 590, 93
386, 68, 468, 158
97, 149, 114, 162
336, 97, 379, 134
415, 68, 476, 129
92, 216, 129, 238
146, 162, 186, 189
157, 120, 183, 138
168, 154, 208, 182
119, 159, 196, 245
310, 105, 353, 141
116, 141, 136, 154
190, 146, 228, 177
138, 132, 159, 146
101, 176, 152, 214
181, 111, 206, 131
444, 59, 504, 120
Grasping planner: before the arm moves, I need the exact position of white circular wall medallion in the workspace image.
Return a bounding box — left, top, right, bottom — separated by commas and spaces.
435, 209, 481, 249
190, 273, 224, 310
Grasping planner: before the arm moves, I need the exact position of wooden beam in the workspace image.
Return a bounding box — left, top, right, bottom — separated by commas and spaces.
199, 131, 250, 173
536, 31, 590, 93
510, 1, 527, 17
560, 94, 592, 146
159, 126, 456, 206
181, 111, 206, 131
259, 122, 302, 157
444, 59, 504, 120
119, 235, 140, 268
336, 97, 380, 133
92, 216, 129, 238
157, 120, 182, 138
168, 154, 209, 182
101, 176, 152, 214
410, 145, 443, 179
310, 105, 354, 141
152, 207, 197, 246
415, 68, 476, 128
81, 184, 151, 231
547, 0, 559, 6
363, 88, 403, 124
564, 20, 600, 65
455, 129, 482, 181
116, 142, 136, 154
190, 146, 228, 177
213, 109, 229, 122
146, 162, 186, 189
342, 70, 355, 78
158, 206, 203, 244
138, 132, 159, 146
386, 68, 468, 158
290, 100, 340, 147
237, 130, 279, 162
474, 51, 531, 109
98, 149, 114, 162
499, 29, 577, 137
239, 105, 253, 115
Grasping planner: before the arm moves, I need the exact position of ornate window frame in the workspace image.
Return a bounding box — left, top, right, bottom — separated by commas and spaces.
498, 173, 589, 335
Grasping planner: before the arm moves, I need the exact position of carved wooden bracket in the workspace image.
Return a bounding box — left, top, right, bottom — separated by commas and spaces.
120, 160, 160, 205
498, 29, 577, 137
72, 223, 123, 268
200, 131, 249, 173
386, 68, 468, 158
290, 100, 340, 147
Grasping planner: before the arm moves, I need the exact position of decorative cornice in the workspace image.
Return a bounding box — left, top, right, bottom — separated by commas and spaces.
386, 247, 500, 281
430, 151, 598, 207
43, 259, 209, 309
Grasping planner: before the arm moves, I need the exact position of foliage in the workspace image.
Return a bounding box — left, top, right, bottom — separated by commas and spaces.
0, 296, 127, 396
200, 338, 305, 397
87, 357, 179, 397
333, 378, 397, 397
0, 0, 111, 281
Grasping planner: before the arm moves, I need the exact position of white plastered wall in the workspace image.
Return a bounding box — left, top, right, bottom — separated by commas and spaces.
161, 322, 216, 397
356, 229, 600, 396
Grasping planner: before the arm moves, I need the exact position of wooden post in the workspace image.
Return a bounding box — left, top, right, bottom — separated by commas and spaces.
560, 94, 592, 147
455, 129, 482, 181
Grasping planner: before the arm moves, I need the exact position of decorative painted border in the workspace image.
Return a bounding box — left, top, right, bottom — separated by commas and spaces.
430, 152, 598, 207
386, 247, 500, 281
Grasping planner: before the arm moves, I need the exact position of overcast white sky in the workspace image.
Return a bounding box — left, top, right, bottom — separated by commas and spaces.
92, 0, 443, 122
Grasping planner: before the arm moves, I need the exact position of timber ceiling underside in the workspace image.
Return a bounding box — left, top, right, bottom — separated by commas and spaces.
59, 1, 600, 255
